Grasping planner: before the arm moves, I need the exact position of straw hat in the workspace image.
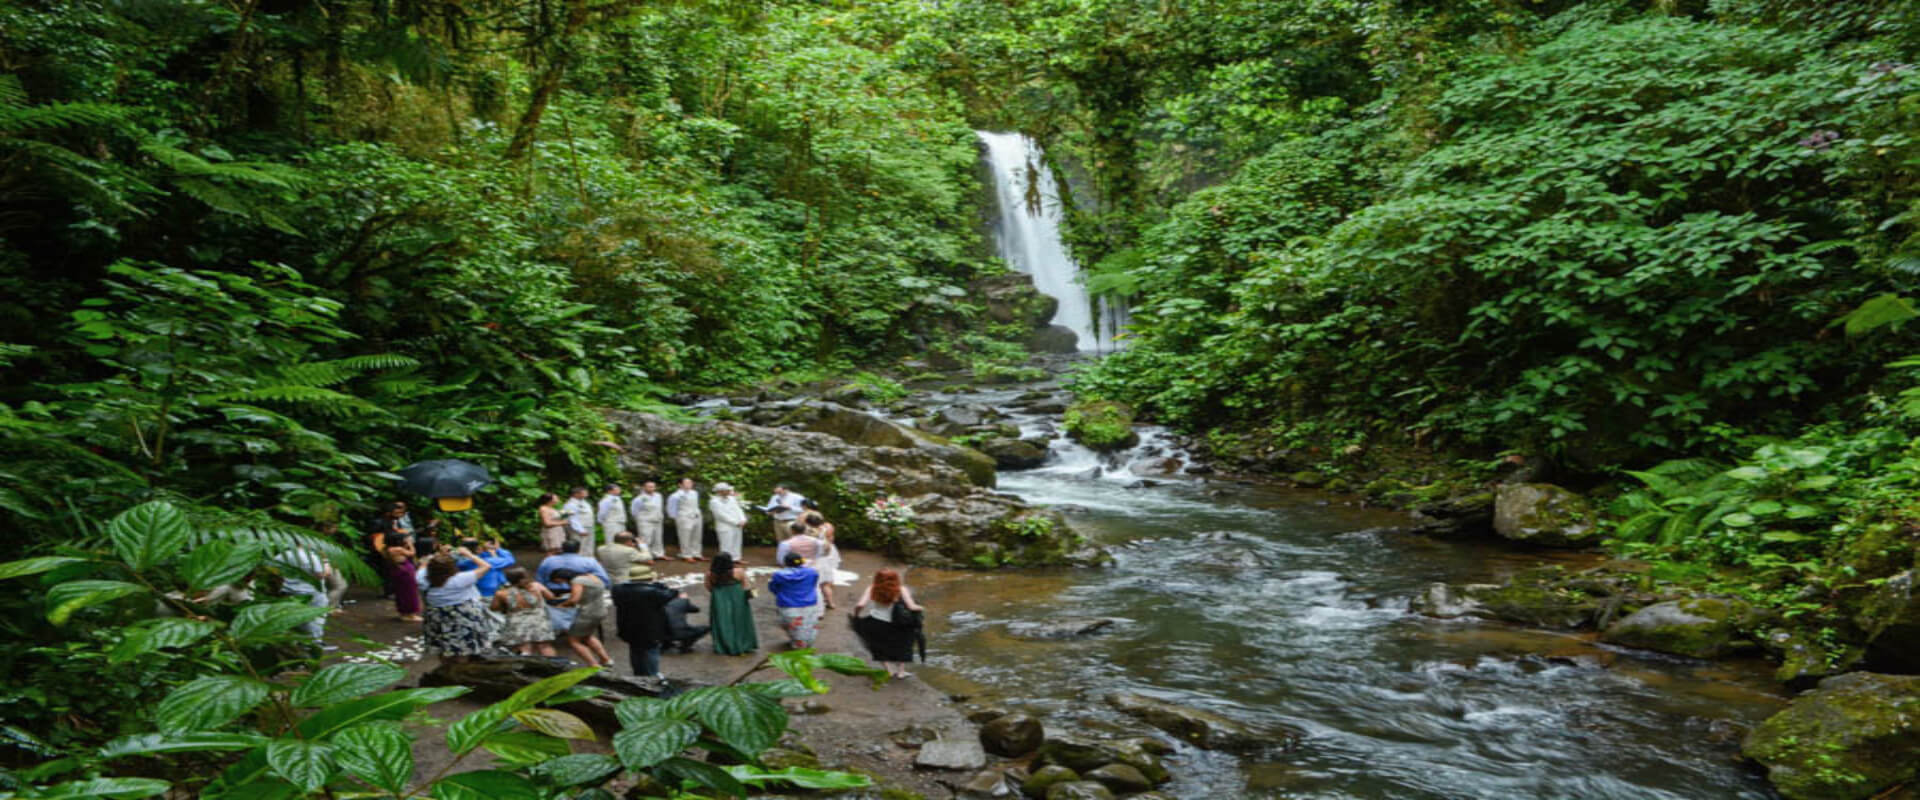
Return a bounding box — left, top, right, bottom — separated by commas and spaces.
713, 482, 734, 493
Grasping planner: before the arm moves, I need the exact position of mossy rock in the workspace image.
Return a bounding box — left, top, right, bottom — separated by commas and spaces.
1742, 672, 1920, 800
1289, 471, 1328, 488
1473, 570, 1609, 629
1063, 400, 1139, 452
1855, 570, 1920, 673
1601, 597, 1756, 659
1492, 483, 1599, 547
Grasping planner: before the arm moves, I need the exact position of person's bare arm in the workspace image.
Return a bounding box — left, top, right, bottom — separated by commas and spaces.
853, 585, 873, 614
902, 585, 922, 612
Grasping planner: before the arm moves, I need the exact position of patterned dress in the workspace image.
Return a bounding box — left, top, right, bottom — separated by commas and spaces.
494, 585, 552, 646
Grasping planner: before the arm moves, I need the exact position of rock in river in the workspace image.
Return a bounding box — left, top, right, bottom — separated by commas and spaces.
1084, 764, 1154, 794
1022, 765, 1081, 797
1105, 691, 1292, 752
1601, 597, 1756, 659
1743, 672, 1920, 800
1492, 483, 1599, 547
979, 712, 1046, 757
1045, 782, 1116, 800
978, 437, 1049, 470
1006, 617, 1117, 640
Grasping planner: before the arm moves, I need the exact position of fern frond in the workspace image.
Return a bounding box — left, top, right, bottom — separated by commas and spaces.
0, 101, 130, 134
0, 75, 24, 109
1613, 510, 1669, 543
275, 355, 420, 388
199, 386, 380, 418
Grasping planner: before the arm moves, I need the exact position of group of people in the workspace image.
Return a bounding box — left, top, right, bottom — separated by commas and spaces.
345, 486, 925, 680
535, 480, 812, 564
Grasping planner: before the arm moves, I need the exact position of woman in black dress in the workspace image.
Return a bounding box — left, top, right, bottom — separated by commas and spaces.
852, 568, 923, 679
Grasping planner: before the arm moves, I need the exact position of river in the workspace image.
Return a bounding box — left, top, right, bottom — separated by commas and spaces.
900, 384, 1785, 799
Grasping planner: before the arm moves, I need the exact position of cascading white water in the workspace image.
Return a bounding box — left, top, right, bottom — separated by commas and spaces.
977, 130, 1120, 351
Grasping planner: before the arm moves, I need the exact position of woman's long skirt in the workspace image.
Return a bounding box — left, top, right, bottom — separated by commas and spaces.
709, 583, 758, 655
423, 598, 495, 656
390, 559, 421, 616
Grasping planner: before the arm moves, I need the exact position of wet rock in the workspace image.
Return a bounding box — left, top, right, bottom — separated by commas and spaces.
1105, 692, 1289, 752
1083, 764, 1152, 794
1007, 617, 1116, 640
1044, 782, 1115, 800
786, 401, 998, 488
1289, 471, 1328, 488
1602, 597, 1756, 659
980, 712, 1046, 757
964, 706, 1009, 724
1409, 582, 1487, 619
980, 437, 1049, 470
1021, 765, 1080, 797
1492, 483, 1599, 547
915, 739, 989, 771
1856, 570, 1920, 673
1743, 672, 1920, 800
892, 724, 940, 748
1027, 400, 1069, 414
1029, 325, 1082, 354
421, 658, 664, 734
1764, 628, 1856, 689
606, 409, 1105, 568
1413, 572, 1611, 629
972, 273, 1058, 329
1407, 492, 1496, 538
1035, 736, 1169, 785
958, 768, 1021, 798
1122, 479, 1160, 489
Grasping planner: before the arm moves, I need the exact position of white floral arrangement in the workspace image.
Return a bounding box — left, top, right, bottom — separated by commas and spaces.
865, 495, 916, 526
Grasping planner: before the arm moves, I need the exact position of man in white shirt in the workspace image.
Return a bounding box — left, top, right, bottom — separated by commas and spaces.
629, 480, 666, 561
597, 483, 627, 549
274, 548, 332, 644
665, 477, 703, 562
708, 482, 748, 561
561, 486, 595, 558
763, 484, 806, 537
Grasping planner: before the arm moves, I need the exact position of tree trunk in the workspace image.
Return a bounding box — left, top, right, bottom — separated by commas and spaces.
503, 0, 588, 160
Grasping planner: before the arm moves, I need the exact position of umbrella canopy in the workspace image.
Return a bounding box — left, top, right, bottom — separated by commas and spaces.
396, 459, 494, 498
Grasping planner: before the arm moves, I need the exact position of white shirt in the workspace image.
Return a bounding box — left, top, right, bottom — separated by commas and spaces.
765, 491, 806, 521
629, 491, 664, 522
276, 549, 329, 596
561, 497, 594, 534
598, 494, 627, 526
709, 494, 747, 527
667, 489, 700, 519
415, 566, 482, 607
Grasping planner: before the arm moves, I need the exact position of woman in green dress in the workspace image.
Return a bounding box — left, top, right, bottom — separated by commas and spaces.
704, 553, 758, 655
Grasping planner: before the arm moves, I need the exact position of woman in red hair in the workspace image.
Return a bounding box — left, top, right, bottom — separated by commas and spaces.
852, 568, 924, 679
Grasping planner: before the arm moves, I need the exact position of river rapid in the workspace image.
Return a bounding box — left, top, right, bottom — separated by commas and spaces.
898, 385, 1786, 799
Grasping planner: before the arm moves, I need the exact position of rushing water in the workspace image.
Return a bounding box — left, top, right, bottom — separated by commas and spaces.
904, 385, 1787, 799
977, 130, 1126, 351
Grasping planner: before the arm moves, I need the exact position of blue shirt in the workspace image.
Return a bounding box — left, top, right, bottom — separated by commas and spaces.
474, 549, 515, 597
536, 553, 610, 594
770, 566, 820, 608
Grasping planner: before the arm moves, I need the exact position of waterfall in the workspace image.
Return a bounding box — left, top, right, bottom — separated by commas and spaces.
977, 130, 1122, 352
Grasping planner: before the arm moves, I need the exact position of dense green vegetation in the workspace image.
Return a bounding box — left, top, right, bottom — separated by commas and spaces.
7, 0, 1920, 793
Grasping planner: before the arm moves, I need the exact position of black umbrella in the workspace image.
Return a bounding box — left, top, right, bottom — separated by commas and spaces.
395, 459, 494, 498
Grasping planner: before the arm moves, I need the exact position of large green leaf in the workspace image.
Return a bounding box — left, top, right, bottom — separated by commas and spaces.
265, 739, 336, 791
1841, 293, 1917, 337
767, 650, 827, 693
45, 580, 147, 625
817, 653, 892, 689
429, 769, 539, 800
744, 679, 817, 699
100, 732, 267, 759
31, 777, 171, 799
181, 539, 266, 591
228, 600, 329, 643
205, 686, 466, 797
611, 719, 700, 769
613, 696, 683, 726
686, 687, 786, 756
481, 729, 571, 766
656, 757, 746, 798
724, 764, 875, 790
155, 676, 270, 735
107, 501, 193, 570
330, 723, 414, 795
109, 618, 217, 664
502, 666, 600, 711
528, 753, 621, 787
445, 705, 512, 757
0, 556, 87, 581
291, 663, 406, 707
512, 708, 595, 740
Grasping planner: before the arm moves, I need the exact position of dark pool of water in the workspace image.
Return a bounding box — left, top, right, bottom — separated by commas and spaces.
911, 471, 1783, 799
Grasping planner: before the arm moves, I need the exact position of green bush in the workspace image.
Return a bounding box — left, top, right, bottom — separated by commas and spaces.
1063, 400, 1138, 452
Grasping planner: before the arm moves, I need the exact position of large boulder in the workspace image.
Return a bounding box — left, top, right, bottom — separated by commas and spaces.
971, 273, 1058, 329
605, 409, 1104, 568
1063, 400, 1139, 452
978, 437, 1049, 470
1602, 597, 1756, 659
1492, 483, 1599, 547
1743, 672, 1920, 800
1410, 571, 1613, 629
915, 739, 988, 771
1856, 570, 1920, 673
782, 401, 998, 488
1029, 325, 1081, 354
1104, 692, 1292, 753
